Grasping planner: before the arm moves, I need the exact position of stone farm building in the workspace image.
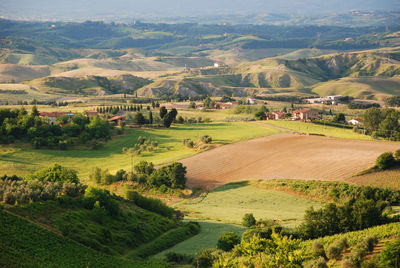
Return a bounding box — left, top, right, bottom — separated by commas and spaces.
292, 108, 319, 121
267, 112, 286, 120
39, 112, 74, 125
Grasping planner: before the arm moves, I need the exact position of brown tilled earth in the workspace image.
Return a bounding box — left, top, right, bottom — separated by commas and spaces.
180, 133, 400, 190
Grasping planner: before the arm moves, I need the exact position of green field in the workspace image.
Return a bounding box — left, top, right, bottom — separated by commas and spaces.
154, 220, 245, 258
174, 182, 323, 227
264, 120, 373, 140
0, 122, 280, 179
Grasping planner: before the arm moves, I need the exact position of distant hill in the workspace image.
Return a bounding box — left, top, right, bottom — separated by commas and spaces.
137, 48, 400, 99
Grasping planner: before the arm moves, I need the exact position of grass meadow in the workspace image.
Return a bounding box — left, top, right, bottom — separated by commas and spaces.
154, 220, 245, 258
0, 122, 280, 179
264, 120, 372, 140
174, 181, 323, 228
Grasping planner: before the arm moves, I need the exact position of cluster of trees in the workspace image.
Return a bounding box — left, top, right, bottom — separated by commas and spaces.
0, 107, 112, 149
89, 168, 128, 185
297, 198, 392, 239
134, 161, 187, 190
89, 160, 187, 190
385, 96, 400, 107
159, 107, 178, 128
348, 101, 380, 109
96, 103, 159, 114
0, 164, 86, 205
363, 107, 400, 140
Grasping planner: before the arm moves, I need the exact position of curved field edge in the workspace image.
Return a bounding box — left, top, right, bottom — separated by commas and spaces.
0, 122, 281, 178
0, 209, 168, 268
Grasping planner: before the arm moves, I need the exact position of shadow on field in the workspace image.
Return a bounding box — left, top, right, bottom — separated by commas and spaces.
210, 181, 249, 193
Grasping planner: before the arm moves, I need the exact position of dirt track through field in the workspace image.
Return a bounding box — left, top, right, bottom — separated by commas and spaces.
180, 133, 400, 189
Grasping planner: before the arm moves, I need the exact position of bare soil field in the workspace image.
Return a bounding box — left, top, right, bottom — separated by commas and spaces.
180, 133, 400, 189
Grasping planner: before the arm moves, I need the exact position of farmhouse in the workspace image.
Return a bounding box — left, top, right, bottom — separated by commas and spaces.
292, 108, 319, 121
214, 101, 236, 109
247, 98, 257, 105
108, 116, 125, 124
39, 112, 74, 125
85, 110, 98, 118
348, 118, 362, 125
268, 112, 286, 120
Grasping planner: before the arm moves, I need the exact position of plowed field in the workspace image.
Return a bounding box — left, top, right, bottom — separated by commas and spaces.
180, 133, 400, 189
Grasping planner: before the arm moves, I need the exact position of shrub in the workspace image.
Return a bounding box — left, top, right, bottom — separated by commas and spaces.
312, 241, 327, 260
165, 252, 193, 264
379, 239, 400, 267
201, 135, 212, 144
194, 249, 217, 268
134, 161, 155, 177
376, 152, 396, 170
217, 232, 240, 251
326, 245, 342, 260
183, 138, 195, 148
124, 189, 175, 218
305, 257, 328, 268
242, 213, 256, 227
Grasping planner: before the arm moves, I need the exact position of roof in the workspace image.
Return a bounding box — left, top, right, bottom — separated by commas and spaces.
272, 112, 286, 115
86, 110, 98, 114
350, 118, 363, 122
293, 108, 313, 113
40, 112, 68, 117
108, 116, 124, 122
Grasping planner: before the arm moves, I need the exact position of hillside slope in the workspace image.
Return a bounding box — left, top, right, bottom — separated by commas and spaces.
0, 209, 168, 268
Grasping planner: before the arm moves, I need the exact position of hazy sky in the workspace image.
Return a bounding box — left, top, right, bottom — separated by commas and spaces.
0, 0, 399, 20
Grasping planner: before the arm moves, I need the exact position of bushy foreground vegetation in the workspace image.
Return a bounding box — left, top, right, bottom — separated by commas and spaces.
0, 209, 169, 268
2, 164, 197, 261
0, 107, 112, 149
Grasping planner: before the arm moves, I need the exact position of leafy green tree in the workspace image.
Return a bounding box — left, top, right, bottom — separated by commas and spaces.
376, 152, 395, 170
242, 213, 256, 227
217, 232, 240, 251
133, 112, 147, 125
26, 164, 79, 184
163, 108, 178, 128
332, 113, 345, 123
134, 161, 155, 177
363, 108, 384, 133
380, 240, 400, 268
31, 105, 40, 117
159, 106, 167, 119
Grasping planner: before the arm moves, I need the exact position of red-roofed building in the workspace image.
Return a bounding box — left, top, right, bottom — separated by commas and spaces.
292, 108, 319, 121
108, 116, 124, 124
269, 112, 286, 120
85, 110, 98, 118
39, 112, 74, 125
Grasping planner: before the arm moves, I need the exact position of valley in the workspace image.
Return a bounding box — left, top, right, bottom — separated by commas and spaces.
1, 12, 400, 268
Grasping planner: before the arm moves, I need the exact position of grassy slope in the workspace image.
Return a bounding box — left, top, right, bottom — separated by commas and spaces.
347, 169, 400, 190
312, 77, 400, 100
154, 220, 246, 257
0, 209, 168, 268
174, 182, 322, 228
263, 120, 372, 140
0, 122, 280, 178
6, 199, 180, 256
